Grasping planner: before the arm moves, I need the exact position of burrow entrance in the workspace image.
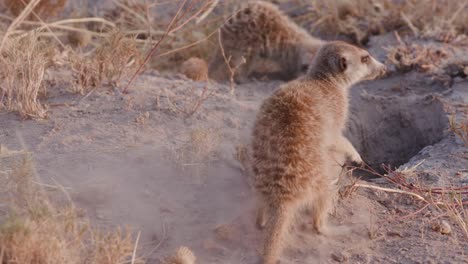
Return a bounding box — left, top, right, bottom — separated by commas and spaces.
345, 93, 448, 178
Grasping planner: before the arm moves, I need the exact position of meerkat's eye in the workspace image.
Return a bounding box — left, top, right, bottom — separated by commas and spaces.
361, 55, 370, 64
301, 64, 309, 72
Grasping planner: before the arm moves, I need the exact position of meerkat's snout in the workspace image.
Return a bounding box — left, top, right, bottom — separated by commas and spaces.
364, 55, 388, 80
371, 58, 387, 77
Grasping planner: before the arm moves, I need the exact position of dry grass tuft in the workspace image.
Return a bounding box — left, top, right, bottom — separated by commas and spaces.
162, 84, 213, 118
189, 126, 221, 162
0, 153, 145, 264
95, 29, 143, 86
104, 0, 152, 34
386, 42, 448, 73
0, 33, 54, 119
350, 163, 468, 239
291, 0, 468, 45
448, 115, 468, 146
180, 57, 209, 81
4, 0, 67, 20
68, 29, 143, 93
172, 126, 221, 166
68, 51, 101, 94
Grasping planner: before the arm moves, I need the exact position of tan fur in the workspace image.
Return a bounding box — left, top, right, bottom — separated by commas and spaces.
251, 41, 386, 264
163, 246, 196, 264
181, 57, 209, 81
67, 30, 92, 48
209, 1, 325, 83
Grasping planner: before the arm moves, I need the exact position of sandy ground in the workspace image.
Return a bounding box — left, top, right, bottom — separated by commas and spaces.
1, 27, 468, 264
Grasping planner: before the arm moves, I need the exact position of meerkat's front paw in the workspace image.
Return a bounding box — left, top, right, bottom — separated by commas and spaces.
351, 153, 363, 166
346, 151, 363, 167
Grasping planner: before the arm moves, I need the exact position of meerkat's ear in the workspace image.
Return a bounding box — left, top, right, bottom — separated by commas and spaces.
339, 56, 347, 72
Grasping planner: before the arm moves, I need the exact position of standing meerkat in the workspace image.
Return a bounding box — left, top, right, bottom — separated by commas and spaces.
251, 41, 386, 264
209, 1, 325, 83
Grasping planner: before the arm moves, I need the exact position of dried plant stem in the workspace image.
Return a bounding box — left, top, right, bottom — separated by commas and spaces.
155, 29, 217, 58
130, 231, 141, 264
217, 29, 245, 95
0, 0, 41, 52
355, 183, 427, 202
123, 0, 215, 94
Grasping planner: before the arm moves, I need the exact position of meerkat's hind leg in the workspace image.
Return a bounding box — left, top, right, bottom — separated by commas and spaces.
310, 187, 334, 236
262, 203, 295, 264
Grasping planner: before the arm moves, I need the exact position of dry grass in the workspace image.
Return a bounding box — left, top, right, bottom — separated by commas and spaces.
69, 29, 143, 93
68, 50, 102, 94
448, 115, 468, 146
0, 33, 54, 119
386, 40, 449, 73
345, 163, 468, 239
95, 29, 143, 86
288, 0, 468, 45
0, 151, 145, 264
162, 84, 213, 118
172, 126, 221, 166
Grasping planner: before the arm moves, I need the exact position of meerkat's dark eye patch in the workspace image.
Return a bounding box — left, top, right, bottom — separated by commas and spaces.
361, 55, 370, 64
301, 64, 309, 72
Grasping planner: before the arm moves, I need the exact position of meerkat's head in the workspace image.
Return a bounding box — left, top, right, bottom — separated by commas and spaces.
307, 41, 387, 86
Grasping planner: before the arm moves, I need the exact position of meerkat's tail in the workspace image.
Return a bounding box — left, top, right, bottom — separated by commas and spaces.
163, 246, 196, 264
262, 204, 294, 264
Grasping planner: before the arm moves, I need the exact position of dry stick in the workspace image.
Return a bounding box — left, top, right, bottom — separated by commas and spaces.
196, 0, 219, 24
143, 221, 167, 258
122, 0, 214, 94
352, 164, 468, 205
122, 0, 189, 94
393, 203, 430, 221
113, 0, 149, 26
155, 29, 218, 58
448, 0, 468, 24
354, 183, 428, 202
131, 231, 141, 264
217, 29, 245, 95
19, 0, 66, 49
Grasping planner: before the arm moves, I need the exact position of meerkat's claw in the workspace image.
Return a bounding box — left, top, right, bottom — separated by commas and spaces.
350, 154, 363, 167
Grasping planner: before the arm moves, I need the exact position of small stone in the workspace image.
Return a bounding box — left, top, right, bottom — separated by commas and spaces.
432, 220, 452, 235
331, 252, 349, 262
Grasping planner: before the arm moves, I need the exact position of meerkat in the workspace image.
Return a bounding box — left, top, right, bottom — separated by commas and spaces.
180, 57, 209, 81
209, 1, 325, 83
251, 41, 386, 264
163, 246, 196, 264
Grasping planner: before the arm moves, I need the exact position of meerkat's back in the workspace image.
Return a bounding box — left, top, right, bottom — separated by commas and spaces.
209, 0, 325, 82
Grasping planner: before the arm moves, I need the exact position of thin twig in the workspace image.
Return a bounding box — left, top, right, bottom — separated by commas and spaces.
131, 231, 141, 264
122, 0, 190, 94
0, 0, 41, 52
355, 182, 428, 202
123, 0, 213, 94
